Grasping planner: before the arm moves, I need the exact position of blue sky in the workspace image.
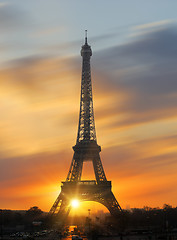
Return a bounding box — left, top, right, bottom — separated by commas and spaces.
2, 0, 177, 61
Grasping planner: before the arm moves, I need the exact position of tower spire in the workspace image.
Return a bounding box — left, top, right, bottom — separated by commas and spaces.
85, 29, 87, 44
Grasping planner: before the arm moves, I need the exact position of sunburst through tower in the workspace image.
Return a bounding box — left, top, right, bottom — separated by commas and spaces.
49, 31, 122, 221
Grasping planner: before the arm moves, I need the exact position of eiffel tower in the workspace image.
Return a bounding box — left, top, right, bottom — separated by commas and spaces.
49, 31, 122, 220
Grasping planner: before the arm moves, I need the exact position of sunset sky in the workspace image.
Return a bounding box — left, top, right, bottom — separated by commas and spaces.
1, 0, 177, 214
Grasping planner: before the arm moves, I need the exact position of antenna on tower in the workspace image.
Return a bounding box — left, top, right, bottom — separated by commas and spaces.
85, 30, 88, 44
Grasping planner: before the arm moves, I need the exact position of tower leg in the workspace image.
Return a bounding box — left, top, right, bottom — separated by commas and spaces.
49, 192, 71, 225
93, 154, 107, 182
49, 192, 63, 215
66, 154, 83, 181
99, 191, 122, 216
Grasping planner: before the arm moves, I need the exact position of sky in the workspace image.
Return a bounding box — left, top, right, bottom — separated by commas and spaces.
0, 0, 177, 214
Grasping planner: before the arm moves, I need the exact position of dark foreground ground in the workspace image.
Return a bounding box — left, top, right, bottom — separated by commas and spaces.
1, 232, 177, 240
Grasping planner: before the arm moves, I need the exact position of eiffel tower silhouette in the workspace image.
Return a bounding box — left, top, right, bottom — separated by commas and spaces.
49, 31, 122, 220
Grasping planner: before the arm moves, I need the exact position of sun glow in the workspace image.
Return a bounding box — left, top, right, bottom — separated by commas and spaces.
71, 199, 79, 208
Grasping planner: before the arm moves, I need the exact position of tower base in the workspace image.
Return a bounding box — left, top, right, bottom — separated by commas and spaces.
49, 180, 122, 221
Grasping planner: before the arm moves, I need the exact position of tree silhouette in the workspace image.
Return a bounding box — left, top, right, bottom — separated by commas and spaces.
26, 206, 43, 217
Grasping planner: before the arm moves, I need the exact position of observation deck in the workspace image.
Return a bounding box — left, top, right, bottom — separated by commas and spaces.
61, 180, 112, 196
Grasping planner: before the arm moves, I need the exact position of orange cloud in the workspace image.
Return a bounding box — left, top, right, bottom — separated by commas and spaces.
1, 134, 177, 211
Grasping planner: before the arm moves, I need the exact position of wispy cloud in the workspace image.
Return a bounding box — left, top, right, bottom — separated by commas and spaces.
93, 25, 177, 132
0, 3, 30, 31
1, 21, 177, 210
133, 20, 175, 30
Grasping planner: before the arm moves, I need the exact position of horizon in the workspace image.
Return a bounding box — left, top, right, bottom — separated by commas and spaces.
2, 202, 175, 214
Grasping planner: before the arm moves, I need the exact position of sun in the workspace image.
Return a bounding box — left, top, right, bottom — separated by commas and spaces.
71, 199, 79, 208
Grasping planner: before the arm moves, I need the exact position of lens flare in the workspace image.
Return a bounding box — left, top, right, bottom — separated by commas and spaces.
71, 199, 79, 208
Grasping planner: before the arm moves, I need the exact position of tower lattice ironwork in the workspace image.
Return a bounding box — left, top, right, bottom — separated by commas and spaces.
49, 31, 122, 220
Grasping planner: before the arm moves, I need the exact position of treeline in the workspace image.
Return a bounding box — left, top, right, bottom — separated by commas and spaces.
117, 204, 177, 231
0, 206, 47, 231
1, 204, 177, 232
